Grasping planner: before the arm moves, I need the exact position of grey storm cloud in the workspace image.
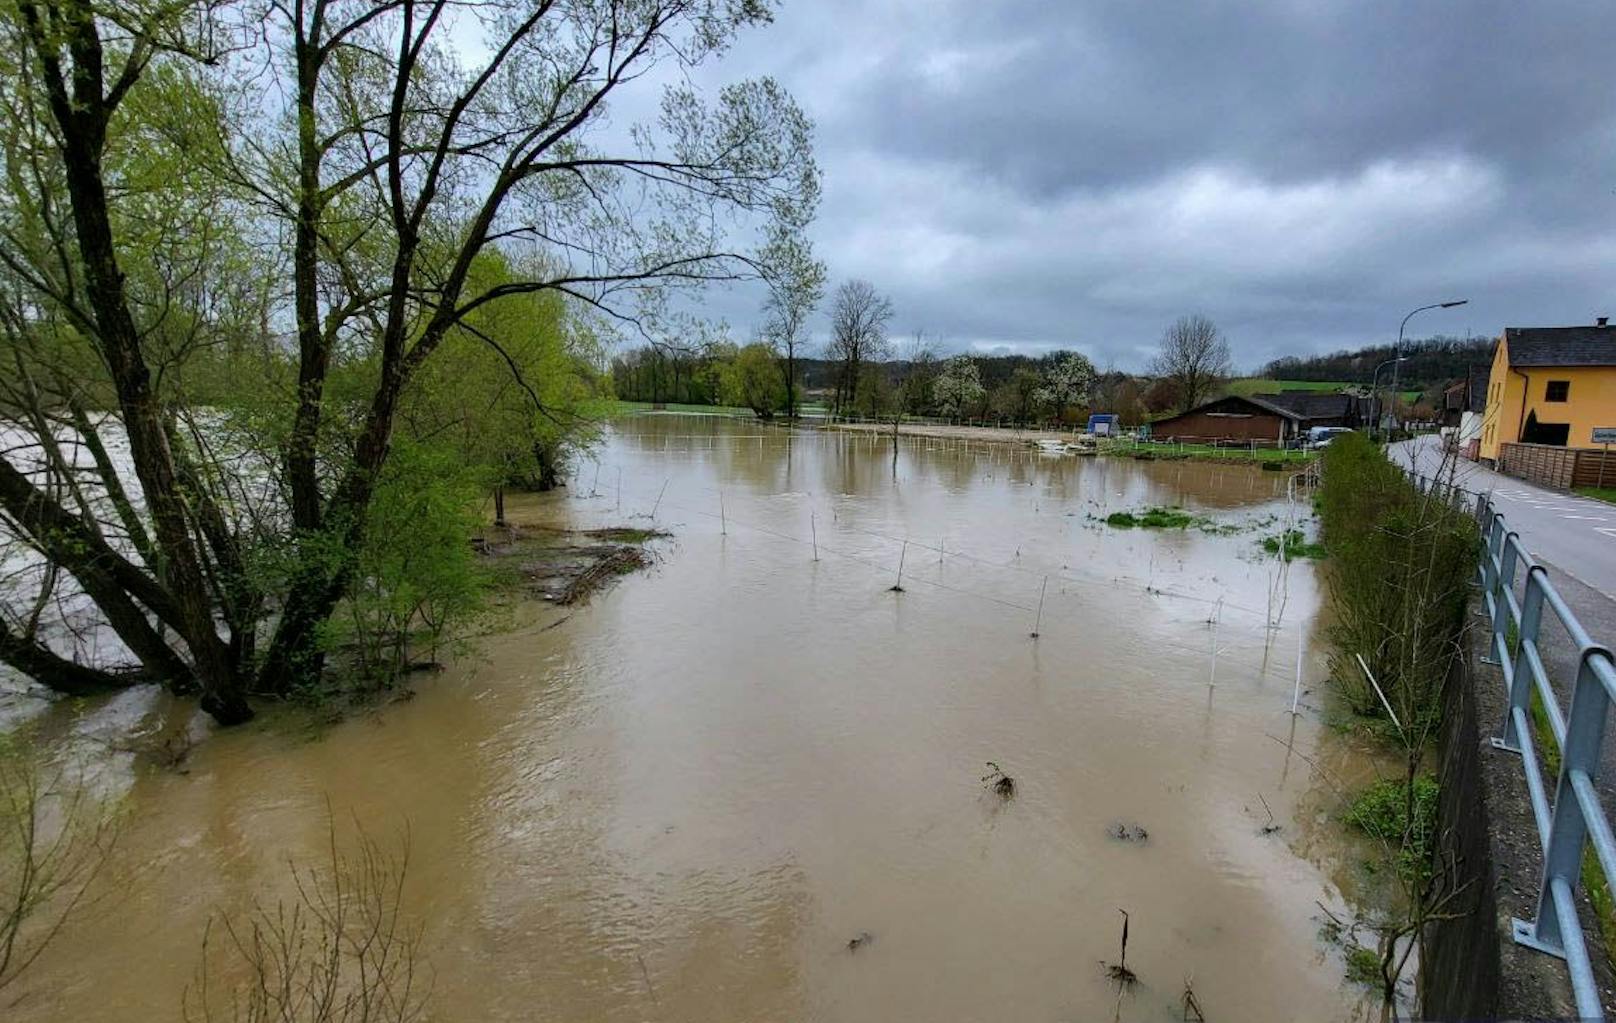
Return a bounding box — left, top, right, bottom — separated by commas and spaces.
682, 0, 1616, 371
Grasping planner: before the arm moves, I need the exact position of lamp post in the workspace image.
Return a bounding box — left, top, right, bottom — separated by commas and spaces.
1371, 356, 1405, 440
1387, 300, 1468, 437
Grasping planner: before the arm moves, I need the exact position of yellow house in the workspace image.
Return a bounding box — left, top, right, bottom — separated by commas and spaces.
1479, 320, 1616, 463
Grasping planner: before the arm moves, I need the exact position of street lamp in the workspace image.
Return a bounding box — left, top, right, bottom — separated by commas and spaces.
1387, 300, 1468, 436
1371, 356, 1406, 439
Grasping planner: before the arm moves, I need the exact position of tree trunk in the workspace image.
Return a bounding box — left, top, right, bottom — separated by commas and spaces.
0, 619, 145, 696
532, 443, 562, 491
20, 0, 251, 724
493, 485, 506, 526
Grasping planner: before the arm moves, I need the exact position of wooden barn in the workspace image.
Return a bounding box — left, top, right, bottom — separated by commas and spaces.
1147, 392, 1365, 445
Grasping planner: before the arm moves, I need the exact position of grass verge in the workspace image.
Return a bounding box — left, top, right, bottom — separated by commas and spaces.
1098, 438, 1314, 465
1574, 486, 1616, 506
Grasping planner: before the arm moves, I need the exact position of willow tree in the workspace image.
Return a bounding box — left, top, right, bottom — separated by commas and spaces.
0, 0, 818, 722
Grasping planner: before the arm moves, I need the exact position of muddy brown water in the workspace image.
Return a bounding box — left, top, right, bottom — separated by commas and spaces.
9, 415, 1394, 1022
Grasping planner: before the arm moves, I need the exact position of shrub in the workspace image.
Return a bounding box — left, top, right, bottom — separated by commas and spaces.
1317, 434, 1477, 725
1345, 776, 1439, 880
312, 439, 490, 691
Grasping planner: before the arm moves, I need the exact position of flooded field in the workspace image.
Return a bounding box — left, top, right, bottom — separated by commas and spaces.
9, 415, 1390, 1022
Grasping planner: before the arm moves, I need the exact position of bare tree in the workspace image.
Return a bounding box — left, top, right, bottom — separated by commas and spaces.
1149, 315, 1232, 414
184, 824, 427, 1023
0, 743, 117, 994
884, 332, 936, 463
826, 280, 894, 414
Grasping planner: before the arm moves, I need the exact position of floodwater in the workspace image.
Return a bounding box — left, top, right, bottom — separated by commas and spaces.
10, 415, 1391, 1022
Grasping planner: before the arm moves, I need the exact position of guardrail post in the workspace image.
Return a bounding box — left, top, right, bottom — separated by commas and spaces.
1516, 647, 1613, 973
1494, 564, 1547, 752
1481, 529, 1518, 666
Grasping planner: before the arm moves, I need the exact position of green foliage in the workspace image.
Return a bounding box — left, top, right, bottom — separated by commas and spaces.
313, 440, 489, 691
1344, 776, 1439, 881
403, 250, 607, 495
1344, 945, 1383, 987
718, 342, 786, 416
1317, 433, 1477, 724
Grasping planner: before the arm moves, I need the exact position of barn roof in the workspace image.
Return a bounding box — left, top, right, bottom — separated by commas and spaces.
1152, 394, 1303, 424
1250, 390, 1358, 420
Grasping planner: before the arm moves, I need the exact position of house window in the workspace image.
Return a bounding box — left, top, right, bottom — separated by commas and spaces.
1546, 380, 1570, 402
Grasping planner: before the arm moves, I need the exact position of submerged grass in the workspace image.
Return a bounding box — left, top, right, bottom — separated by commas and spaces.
583, 527, 668, 544
1260, 528, 1327, 559
1105, 505, 1208, 529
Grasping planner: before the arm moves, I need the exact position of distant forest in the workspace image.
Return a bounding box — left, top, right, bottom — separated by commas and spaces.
1258, 334, 1494, 389
609, 333, 1496, 421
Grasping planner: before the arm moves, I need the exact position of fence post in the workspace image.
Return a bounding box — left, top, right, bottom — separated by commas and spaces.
1495, 564, 1548, 751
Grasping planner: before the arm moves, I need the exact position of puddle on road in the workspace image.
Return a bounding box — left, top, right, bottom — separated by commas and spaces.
10, 416, 1392, 1022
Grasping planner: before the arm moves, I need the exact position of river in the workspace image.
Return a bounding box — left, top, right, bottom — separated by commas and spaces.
8, 414, 1389, 1022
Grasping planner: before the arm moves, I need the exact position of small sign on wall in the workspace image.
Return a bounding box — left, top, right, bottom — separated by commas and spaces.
1594, 427, 1616, 445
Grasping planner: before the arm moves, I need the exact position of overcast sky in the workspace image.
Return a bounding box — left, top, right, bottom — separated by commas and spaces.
681, 0, 1616, 372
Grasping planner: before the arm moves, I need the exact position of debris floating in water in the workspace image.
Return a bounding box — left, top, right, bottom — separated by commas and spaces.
1107, 822, 1149, 843
846, 931, 874, 952
1103, 909, 1138, 987
982, 761, 1016, 799
1257, 793, 1282, 836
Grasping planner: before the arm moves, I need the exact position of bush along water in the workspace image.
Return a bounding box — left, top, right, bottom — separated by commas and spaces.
1315, 433, 1479, 1007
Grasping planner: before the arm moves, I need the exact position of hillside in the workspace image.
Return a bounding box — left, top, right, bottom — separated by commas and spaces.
1259, 334, 1493, 390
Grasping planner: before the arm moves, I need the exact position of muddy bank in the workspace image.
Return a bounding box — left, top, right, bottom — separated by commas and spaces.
478, 523, 665, 605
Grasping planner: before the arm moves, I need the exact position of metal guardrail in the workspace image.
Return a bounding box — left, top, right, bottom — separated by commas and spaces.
1475, 491, 1615, 1020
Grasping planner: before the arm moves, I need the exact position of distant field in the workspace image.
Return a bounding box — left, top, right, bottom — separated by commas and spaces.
604, 400, 756, 417
1225, 378, 1350, 395
1225, 378, 1421, 402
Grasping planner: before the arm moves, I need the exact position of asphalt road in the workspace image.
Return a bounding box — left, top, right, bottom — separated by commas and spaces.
1392, 434, 1616, 601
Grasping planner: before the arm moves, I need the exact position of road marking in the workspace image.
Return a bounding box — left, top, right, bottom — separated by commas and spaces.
1597, 528, 1616, 541
1562, 515, 1608, 521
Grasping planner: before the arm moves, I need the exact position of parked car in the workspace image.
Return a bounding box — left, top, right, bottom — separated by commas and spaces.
1307, 426, 1355, 449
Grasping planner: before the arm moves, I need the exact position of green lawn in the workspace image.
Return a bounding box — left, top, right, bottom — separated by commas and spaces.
1575, 486, 1616, 506
603, 400, 757, 418
1097, 437, 1314, 464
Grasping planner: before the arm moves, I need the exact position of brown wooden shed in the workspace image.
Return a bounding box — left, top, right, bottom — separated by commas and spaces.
1147, 394, 1300, 444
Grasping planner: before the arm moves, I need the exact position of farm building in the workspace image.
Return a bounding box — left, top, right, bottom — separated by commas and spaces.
1146, 392, 1365, 445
